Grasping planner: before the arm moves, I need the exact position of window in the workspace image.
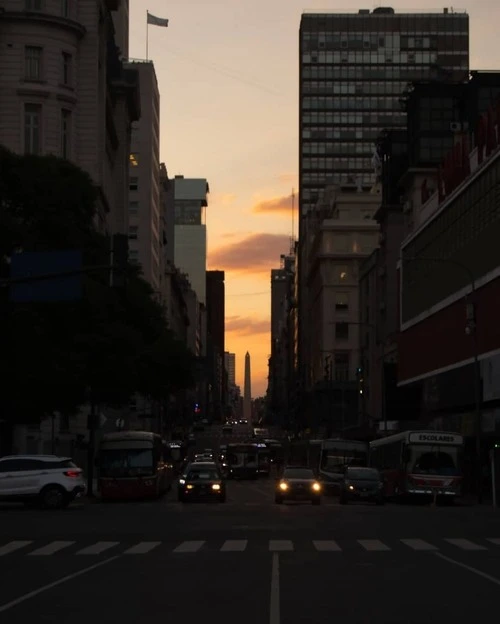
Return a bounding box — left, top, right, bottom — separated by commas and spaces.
129, 177, 138, 191
61, 0, 69, 17
129, 153, 139, 167
128, 226, 138, 240
129, 201, 139, 214
128, 249, 139, 263
62, 52, 72, 85
24, 104, 41, 154
61, 109, 71, 158
334, 353, 349, 381
25, 46, 42, 80
335, 322, 349, 340
25, 0, 43, 10
335, 292, 349, 312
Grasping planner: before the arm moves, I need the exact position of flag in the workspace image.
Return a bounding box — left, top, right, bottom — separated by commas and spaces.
147, 12, 169, 27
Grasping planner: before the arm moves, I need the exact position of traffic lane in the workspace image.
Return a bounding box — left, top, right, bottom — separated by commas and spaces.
0, 556, 117, 610
0, 551, 270, 623
226, 477, 275, 504
280, 550, 498, 623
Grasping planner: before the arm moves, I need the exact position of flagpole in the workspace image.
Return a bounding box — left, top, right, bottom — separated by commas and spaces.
146, 10, 149, 60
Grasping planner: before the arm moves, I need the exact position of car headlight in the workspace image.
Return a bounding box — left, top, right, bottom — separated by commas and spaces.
312, 482, 321, 492
212, 484, 221, 491
279, 482, 288, 491
347, 483, 354, 491
179, 479, 186, 485
186, 484, 194, 490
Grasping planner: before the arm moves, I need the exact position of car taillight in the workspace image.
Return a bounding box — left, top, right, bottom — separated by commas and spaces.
64, 470, 81, 478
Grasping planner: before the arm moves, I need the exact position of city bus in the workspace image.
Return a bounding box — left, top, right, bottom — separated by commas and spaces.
226, 442, 260, 479
97, 431, 174, 500
318, 439, 369, 493
369, 430, 464, 501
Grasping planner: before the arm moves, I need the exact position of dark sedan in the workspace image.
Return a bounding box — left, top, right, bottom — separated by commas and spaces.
275, 466, 322, 505
339, 466, 384, 505
178, 464, 226, 503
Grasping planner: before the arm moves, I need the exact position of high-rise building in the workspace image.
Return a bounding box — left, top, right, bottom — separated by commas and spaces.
206, 271, 226, 420
0, 0, 140, 235
243, 352, 252, 422
173, 176, 209, 304
298, 7, 469, 216
125, 60, 161, 290
224, 352, 236, 386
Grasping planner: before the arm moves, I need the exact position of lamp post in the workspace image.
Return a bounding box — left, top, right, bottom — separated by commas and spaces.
402, 256, 482, 503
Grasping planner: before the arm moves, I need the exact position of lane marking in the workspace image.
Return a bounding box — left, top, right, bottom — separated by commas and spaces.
435, 552, 500, 586
29, 541, 75, 556
0, 541, 33, 556
270, 552, 280, 624
401, 539, 438, 551
445, 538, 487, 551
358, 539, 390, 551
487, 538, 500, 546
76, 541, 120, 555
269, 540, 293, 552
0, 556, 119, 613
221, 540, 248, 552
123, 542, 161, 555
313, 540, 341, 552
172, 540, 205, 553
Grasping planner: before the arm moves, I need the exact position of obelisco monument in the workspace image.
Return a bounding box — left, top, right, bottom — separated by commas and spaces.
243, 351, 251, 422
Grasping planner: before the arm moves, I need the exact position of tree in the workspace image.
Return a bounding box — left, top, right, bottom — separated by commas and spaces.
0, 148, 196, 425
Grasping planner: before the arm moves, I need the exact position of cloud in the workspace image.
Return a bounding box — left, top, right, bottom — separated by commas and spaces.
226, 315, 269, 337
208, 233, 291, 274
252, 193, 294, 216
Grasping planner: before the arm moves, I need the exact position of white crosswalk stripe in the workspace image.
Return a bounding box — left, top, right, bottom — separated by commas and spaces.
487, 538, 500, 546
172, 540, 205, 553
358, 539, 390, 551
401, 539, 438, 551
444, 538, 487, 551
313, 540, 341, 552
123, 542, 162, 555
29, 541, 75, 556
0, 540, 33, 556
269, 540, 293, 552
76, 541, 120, 555
221, 540, 248, 552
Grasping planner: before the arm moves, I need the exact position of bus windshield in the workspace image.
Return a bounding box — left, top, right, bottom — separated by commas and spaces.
321, 448, 367, 473
100, 448, 154, 477
409, 445, 460, 476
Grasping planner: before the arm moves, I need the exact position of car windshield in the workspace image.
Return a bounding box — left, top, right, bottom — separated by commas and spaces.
100, 449, 154, 477
284, 468, 315, 479
187, 470, 219, 480
347, 468, 380, 481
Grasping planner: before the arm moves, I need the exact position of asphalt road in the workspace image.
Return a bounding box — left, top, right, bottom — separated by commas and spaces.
0, 428, 499, 622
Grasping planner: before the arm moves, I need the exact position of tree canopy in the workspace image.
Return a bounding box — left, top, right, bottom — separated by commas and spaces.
0, 147, 195, 424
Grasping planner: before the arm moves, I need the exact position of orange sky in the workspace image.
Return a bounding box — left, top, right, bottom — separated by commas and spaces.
130, 0, 500, 396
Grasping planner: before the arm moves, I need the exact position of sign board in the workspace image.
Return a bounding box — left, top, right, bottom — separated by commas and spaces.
9, 250, 83, 302
408, 432, 463, 445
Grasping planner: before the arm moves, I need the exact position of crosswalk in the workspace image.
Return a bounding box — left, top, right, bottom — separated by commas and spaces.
0, 537, 499, 557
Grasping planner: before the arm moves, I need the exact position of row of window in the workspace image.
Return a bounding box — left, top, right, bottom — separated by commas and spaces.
302, 157, 373, 170
302, 96, 403, 112
303, 142, 375, 156
303, 127, 382, 141
302, 80, 408, 95
303, 52, 444, 66
25, 0, 71, 17
302, 111, 406, 125
25, 45, 73, 87
301, 65, 465, 80
300, 172, 374, 186
23, 103, 71, 157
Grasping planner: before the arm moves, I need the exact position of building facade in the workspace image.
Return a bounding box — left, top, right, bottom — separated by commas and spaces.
173, 176, 209, 305
206, 270, 225, 421
297, 7, 469, 430
0, 0, 140, 235
125, 60, 161, 290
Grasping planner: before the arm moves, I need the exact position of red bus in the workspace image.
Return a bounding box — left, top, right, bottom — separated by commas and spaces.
369, 430, 464, 501
97, 431, 174, 500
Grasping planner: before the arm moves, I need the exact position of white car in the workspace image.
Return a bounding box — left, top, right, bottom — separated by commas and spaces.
0, 454, 86, 509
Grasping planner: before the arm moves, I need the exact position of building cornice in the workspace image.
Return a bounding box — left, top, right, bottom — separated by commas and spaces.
0, 11, 86, 39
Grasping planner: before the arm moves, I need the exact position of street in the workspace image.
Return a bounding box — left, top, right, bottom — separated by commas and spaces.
1, 470, 500, 623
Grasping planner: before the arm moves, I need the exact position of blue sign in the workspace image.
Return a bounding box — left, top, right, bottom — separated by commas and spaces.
9, 250, 83, 302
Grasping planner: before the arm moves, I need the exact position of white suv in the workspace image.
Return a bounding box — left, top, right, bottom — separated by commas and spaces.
0, 455, 86, 509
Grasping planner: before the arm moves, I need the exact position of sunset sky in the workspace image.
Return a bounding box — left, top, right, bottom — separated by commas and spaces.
129, 0, 500, 396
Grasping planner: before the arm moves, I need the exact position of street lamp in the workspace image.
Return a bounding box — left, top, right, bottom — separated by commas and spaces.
402, 256, 482, 503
